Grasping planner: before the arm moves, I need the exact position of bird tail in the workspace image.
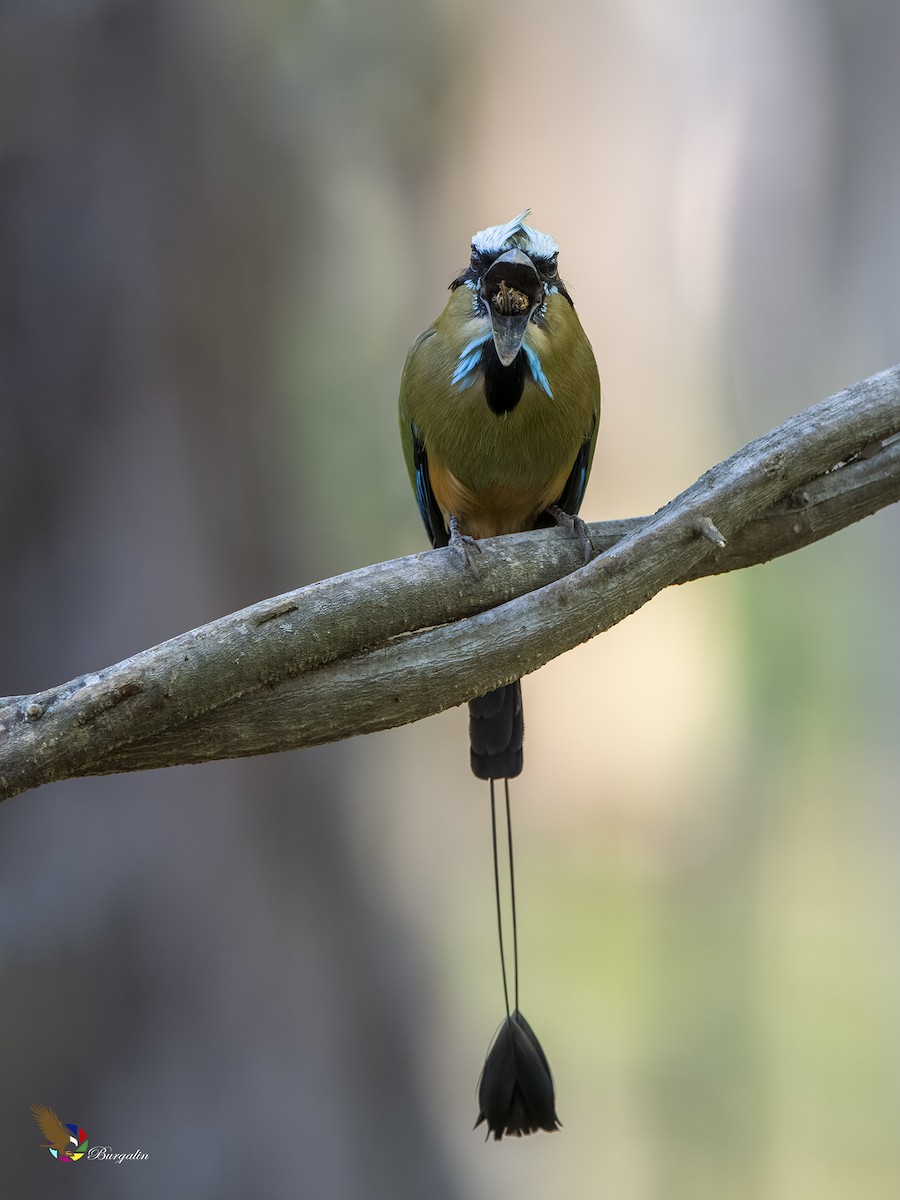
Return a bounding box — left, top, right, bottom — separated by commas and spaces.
469, 682, 524, 779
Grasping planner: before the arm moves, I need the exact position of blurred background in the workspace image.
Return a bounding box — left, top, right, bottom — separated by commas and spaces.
2, 0, 899, 1195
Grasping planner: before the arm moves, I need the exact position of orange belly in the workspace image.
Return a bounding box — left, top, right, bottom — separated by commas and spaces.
429, 459, 571, 538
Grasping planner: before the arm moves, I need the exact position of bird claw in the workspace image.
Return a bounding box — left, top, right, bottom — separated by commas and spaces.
449, 516, 483, 577
547, 504, 595, 563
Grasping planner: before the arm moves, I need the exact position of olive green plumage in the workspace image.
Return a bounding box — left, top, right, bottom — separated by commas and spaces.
399, 283, 599, 541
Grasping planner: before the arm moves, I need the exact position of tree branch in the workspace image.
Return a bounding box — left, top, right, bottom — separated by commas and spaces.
2, 365, 899, 802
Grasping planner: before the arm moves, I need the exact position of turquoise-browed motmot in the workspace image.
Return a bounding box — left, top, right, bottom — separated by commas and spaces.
398, 212, 600, 1139
399, 210, 600, 778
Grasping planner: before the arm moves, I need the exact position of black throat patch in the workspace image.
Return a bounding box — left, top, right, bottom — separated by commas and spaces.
483, 341, 526, 415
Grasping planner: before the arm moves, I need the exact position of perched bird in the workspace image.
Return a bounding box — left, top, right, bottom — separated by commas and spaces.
399, 211, 600, 1138
399, 209, 600, 778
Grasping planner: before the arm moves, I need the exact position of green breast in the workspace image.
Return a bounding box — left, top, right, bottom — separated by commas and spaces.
400, 288, 599, 497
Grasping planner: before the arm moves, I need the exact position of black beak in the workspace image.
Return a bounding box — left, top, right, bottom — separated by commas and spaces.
480, 249, 543, 367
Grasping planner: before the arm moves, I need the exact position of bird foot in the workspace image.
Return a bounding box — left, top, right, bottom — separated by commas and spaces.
547, 504, 594, 563
449, 515, 483, 578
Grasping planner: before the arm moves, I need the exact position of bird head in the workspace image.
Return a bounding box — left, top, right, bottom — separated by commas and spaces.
451, 210, 568, 366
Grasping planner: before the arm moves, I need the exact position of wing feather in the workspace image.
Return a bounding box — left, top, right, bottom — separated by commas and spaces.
410, 425, 449, 548
31, 1103, 72, 1152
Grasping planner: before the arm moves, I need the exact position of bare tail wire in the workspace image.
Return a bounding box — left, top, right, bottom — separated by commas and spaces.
505, 777, 519, 1014
490, 778, 521, 1018
489, 779, 511, 1019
